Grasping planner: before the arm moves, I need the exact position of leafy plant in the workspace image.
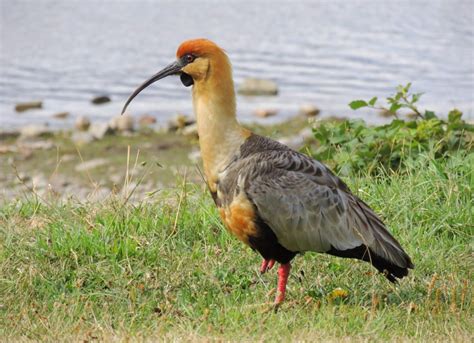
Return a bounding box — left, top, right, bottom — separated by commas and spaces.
312, 84, 473, 175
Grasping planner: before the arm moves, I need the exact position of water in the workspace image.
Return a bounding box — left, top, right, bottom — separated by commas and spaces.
1, 0, 473, 129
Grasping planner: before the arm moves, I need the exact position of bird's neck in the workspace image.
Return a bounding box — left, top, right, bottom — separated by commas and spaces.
192, 79, 250, 191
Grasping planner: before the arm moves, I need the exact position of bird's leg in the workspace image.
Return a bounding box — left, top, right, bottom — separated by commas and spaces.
260, 259, 276, 274
275, 263, 291, 304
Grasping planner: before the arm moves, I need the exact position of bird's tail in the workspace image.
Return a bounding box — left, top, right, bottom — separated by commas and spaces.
356, 198, 414, 282
328, 197, 414, 282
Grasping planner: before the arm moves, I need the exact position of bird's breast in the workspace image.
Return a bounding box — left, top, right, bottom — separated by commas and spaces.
217, 187, 258, 246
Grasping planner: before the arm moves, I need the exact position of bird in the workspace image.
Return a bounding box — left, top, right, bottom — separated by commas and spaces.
122, 39, 414, 305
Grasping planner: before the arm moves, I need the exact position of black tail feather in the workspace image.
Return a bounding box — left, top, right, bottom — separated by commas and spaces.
327, 245, 414, 283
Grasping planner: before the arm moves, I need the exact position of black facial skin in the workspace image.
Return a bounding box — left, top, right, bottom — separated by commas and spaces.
180, 73, 194, 87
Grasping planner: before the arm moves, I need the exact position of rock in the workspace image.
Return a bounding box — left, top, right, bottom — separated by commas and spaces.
299, 104, 320, 117
167, 114, 195, 132
75, 158, 109, 172
18, 140, 54, 150
71, 131, 95, 144
15, 101, 42, 112
109, 115, 134, 132
89, 122, 114, 139
19, 124, 51, 139
75, 116, 91, 131
138, 114, 157, 126
52, 111, 69, 119
379, 109, 396, 118
254, 108, 277, 118
91, 95, 111, 105
116, 115, 134, 132
181, 123, 198, 138
0, 130, 20, 141
238, 78, 278, 96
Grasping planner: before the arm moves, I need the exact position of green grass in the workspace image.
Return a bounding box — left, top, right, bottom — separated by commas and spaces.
0, 151, 472, 341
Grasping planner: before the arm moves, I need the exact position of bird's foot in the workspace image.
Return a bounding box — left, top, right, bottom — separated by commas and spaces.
260, 259, 276, 274
274, 263, 291, 305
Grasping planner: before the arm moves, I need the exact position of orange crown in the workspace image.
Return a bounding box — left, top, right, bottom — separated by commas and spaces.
176, 39, 224, 58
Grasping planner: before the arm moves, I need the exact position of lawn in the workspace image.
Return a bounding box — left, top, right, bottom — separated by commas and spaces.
0, 149, 472, 341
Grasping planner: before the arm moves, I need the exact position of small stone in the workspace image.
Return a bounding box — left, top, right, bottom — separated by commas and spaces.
18, 140, 54, 150
19, 124, 51, 139
379, 109, 396, 118
75, 158, 108, 172
138, 115, 157, 126
75, 116, 91, 131
71, 131, 95, 144
299, 104, 320, 117
254, 108, 277, 118
15, 101, 42, 112
91, 95, 111, 105
167, 114, 195, 132
181, 123, 198, 138
116, 115, 135, 132
238, 78, 278, 96
89, 122, 114, 139
52, 111, 69, 119
0, 130, 20, 141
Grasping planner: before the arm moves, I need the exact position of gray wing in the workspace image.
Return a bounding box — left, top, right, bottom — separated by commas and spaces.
242, 148, 411, 269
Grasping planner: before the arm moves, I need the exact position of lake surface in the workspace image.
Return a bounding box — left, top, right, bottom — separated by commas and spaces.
1, 0, 473, 129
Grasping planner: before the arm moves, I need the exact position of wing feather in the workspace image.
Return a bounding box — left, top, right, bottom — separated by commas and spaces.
240, 148, 409, 269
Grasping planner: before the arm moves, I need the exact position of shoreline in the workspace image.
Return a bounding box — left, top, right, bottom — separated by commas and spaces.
0, 113, 315, 203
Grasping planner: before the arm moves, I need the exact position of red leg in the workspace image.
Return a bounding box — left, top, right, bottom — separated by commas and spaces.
275, 263, 291, 304
260, 259, 276, 274
268, 259, 276, 270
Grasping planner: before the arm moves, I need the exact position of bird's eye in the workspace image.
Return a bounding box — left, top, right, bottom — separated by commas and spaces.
185, 54, 195, 63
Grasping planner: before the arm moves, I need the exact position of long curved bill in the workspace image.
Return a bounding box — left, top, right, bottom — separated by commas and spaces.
121, 61, 182, 115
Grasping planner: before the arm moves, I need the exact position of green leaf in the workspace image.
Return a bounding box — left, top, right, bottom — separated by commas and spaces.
424, 110, 436, 120
349, 100, 368, 110
368, 97, 378, 106
448, 109, 462, 123
411, 92, 423, 104
389, 103, 402, 113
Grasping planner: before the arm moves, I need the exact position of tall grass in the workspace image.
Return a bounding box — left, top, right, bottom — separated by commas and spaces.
0, 151, 472, 341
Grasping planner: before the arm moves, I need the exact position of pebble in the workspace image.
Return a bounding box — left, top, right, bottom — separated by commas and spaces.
52, 112, 70, 119
238, 78, 278, 96
91, 95, 111, 105
89, 122, 113, 139
15, 101, 42, 112
299, 104, 320, 117
75, 116, 91, 131
254, 108, 278, 118
138, 115, 157, 126
19, 125, 51, 139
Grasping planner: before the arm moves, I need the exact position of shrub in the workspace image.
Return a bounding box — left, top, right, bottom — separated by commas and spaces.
311, 84, 473, 175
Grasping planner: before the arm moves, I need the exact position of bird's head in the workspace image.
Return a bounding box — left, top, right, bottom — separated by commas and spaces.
122, 39, 232, 115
